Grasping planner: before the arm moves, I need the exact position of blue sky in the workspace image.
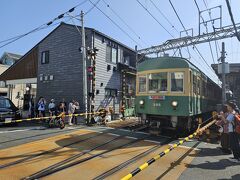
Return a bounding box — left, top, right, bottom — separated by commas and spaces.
0, 0, 240, 82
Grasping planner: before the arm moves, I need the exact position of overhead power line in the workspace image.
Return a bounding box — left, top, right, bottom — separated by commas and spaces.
85, 0, 102, 15
193, 0, 216, 64
148, 0, 178, 33
87, 0, 142, 47
168, 0, 192, 59
225, 0, 240, 41
168, 0, 214, 74
0, 0, 88, 49
135, 0, 175, 38
102, 0, 148, 46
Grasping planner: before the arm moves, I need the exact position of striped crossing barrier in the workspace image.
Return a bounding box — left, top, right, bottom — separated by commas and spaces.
121, 117, 217, 180
0, 111, 104, 125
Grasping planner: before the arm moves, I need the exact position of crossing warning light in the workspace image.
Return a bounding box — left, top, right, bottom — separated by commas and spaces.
87, 66, 93, 72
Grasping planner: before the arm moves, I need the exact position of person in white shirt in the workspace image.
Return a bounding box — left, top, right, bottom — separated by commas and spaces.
68, 100, 76, 125
220, 101, 240, 162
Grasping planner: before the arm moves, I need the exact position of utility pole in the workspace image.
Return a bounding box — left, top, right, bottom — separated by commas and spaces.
221, 42, 226, 105
81, 11, 88, 121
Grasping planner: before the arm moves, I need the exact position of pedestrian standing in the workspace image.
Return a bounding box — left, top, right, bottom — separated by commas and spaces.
219, 101, 240, 162
68, 100, 76, 126
73, 100, 79, 125
216, 105, 231, 154
48, 99, 56, 116
38, 97, 46, 118
28, 98, 35, 118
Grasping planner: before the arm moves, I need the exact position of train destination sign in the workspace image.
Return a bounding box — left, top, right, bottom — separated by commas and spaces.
149, 96, 165, 100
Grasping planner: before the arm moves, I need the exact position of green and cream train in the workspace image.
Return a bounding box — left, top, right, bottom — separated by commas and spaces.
135, 56, 221, 133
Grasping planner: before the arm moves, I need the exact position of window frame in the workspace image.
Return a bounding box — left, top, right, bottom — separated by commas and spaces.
170, 72, 185, 93
106, 45, 118, 64
41, 51, 49, 64
138, 75, 147, 93
148, 72, 168, 93
105, 88, 117, 97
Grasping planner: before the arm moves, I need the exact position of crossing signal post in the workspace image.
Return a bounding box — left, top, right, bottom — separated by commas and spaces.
87, 47, 98, 123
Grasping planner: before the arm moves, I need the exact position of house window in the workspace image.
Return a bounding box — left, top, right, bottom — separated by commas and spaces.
105, 88, 117, 97
41, 51, 49, 64
111, 47, 117, 63
0, 81, 6, 88
106, 45, 117, 64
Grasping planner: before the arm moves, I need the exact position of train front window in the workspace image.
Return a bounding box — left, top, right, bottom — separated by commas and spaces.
171, 72, 184, 92
148, 72, 168, 93
138, 76, 146, 93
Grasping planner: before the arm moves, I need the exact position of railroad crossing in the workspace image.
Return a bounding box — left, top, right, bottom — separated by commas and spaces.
0, 117, 239, 180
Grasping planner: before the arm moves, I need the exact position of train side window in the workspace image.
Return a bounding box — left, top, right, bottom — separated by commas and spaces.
138, 76, 146, 93
148, 72, 168, 93
170, 72, 184, 92
193, 74, 197, 94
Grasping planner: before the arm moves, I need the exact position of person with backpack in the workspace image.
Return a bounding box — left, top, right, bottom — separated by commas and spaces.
219, 101, 240, 162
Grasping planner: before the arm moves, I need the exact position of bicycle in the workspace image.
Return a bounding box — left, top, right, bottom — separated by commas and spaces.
48, 111, 65, 129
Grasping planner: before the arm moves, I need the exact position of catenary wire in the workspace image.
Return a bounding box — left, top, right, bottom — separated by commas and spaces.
0, 0, 88, 49
135, 0, 175, 38
169, 0, 215, 76
102, 0, 148, 46
87, 0, 142, 47
148, 0, 178, 33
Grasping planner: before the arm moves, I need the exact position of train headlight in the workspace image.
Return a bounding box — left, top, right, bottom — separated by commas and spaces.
171, 101, 178, 107
139, 100, 144, 105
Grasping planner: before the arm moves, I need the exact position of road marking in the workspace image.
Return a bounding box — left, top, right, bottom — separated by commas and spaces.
0, 127, 47, 134
125, 136, 137, 139
120, 129, 131, 132
107, 133, 120, 136
135, 131, 149, 135
168, 143, 200, 151
144, 140, 160, 144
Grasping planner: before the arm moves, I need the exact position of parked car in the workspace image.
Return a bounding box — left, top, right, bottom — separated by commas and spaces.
0, 97, 21, 125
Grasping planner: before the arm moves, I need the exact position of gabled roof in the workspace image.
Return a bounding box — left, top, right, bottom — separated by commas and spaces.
0, 52, 22, 63
0, 22, 136, 81
5, 52, 22, 60
62, 23, 136, 53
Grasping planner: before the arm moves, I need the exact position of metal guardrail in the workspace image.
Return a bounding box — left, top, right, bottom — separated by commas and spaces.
121, 116, 217, 180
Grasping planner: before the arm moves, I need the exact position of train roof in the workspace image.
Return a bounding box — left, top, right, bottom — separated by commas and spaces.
137, 56, 221, 88
137, 56, 199, 72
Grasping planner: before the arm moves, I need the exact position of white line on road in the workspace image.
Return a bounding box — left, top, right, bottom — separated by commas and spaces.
107, 133, 120, 136
126, 136, 138, 139
0, 127, 47, 134
144, 139, 160, 144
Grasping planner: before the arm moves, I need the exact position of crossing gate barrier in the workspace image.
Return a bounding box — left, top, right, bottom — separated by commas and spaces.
121, 116, 217, 180
0, 111, 105, 125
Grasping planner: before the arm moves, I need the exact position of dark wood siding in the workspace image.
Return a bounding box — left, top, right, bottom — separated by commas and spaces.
0, 47, 38, 80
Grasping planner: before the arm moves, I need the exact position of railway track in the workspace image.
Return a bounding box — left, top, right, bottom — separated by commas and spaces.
93, 138, 173, 180
0, 123, 207, 180
0, 130, 109, 169
23, 135, 150, 180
